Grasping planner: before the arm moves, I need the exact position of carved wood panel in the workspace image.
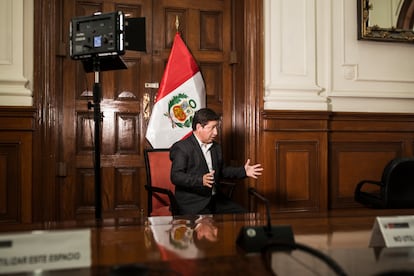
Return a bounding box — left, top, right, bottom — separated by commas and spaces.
262, 131, 328, 213
0, 143, 20, 223
0, 108, 35, 224
260, 111, 330, 214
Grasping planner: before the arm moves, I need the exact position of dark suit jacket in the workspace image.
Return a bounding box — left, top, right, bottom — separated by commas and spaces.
170, 134, 246, 215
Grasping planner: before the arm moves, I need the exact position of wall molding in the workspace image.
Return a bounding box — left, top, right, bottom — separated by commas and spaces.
264, 0, 414, 113
0, 0, 33, 106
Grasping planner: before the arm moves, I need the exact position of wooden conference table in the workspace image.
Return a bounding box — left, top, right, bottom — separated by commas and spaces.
1, 212, 414, 275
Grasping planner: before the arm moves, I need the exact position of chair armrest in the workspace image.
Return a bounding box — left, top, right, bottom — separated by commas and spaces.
355, 180, 382, 193
354, 180, 386, 208
219, 180, 236, 198
145, 184, 171, 195
145, 184, 179, 216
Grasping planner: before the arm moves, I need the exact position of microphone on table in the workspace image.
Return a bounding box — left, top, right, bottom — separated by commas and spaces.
238, 189, 348, 275
236, 187, 295, 253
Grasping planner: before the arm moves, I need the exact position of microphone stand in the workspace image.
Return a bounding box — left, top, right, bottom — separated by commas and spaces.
236, 187, 294, 253
248, 192, 347, 274
248, 187, 271, 233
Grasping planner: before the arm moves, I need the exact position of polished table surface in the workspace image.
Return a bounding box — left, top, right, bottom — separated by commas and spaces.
1, 212, 414, 275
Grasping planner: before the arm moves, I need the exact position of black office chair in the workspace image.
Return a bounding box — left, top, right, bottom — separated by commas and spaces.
354, 157, 414, 208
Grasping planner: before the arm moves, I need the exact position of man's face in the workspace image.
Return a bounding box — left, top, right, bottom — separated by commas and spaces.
195, 120, 219, 144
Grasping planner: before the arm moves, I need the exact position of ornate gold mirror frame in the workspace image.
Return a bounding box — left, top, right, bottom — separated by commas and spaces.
357, 0, 414, 43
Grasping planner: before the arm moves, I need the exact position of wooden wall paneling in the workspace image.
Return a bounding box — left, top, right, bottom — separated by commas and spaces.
0, 108, 35, 224
329, 140, 402, 209
259, 111, 414, 215
229, 0, 247, 172
262, 132, 328, 213
260, 111, 329, 214
74, 168, 95, 217
329, 112, 414, 209
231, 0, 263, 206
32, 0, 62, 222
114, 167, 140, 213
0, 142, 20, 223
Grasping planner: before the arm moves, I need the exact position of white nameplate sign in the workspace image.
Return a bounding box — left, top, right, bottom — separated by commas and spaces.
369, 216, 414, 248
0, 229, 91, 274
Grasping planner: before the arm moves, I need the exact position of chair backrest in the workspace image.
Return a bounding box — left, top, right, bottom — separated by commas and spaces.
144, 149, 176, 216
382, 157, 414, 208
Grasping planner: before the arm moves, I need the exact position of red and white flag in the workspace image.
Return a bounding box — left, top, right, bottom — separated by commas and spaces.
146, 33, 206, 148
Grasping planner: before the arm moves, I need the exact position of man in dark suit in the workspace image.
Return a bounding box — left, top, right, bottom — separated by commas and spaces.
170, 108, 263, 215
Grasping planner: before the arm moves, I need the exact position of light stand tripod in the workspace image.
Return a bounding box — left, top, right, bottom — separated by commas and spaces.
70, 11, 146, 221
83, 56, 127, 220
90, 63, 102, 220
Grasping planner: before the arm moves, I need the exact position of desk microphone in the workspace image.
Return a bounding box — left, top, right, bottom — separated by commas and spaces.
248, 187, 272, 232
236, 187, 295, 253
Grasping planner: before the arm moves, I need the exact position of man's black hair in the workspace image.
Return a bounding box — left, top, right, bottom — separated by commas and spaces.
192, 108, 220, 130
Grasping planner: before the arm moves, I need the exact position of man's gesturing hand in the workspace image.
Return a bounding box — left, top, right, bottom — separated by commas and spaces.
244, 159, 263, 179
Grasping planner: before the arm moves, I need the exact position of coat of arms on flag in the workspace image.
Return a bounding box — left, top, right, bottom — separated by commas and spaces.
165, 93, 198, 128
145, 32, 206, 149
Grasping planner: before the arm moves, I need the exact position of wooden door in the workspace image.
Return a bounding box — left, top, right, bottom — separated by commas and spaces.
152, 0, 233, 138
58, 0, 233, 220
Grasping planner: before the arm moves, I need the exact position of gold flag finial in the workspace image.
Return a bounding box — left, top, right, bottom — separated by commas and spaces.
175, 15, 179, 32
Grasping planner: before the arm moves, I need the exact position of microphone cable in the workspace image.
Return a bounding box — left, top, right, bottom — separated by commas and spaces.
261, 241, 348, 276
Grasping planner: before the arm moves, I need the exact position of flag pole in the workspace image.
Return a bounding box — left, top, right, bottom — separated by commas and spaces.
175, 15, 179, 32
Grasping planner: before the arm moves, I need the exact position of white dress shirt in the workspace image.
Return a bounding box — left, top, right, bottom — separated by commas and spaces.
195, 135, 215, 195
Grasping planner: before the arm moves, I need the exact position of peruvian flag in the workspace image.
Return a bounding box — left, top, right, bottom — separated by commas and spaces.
146, 32, 206, 148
